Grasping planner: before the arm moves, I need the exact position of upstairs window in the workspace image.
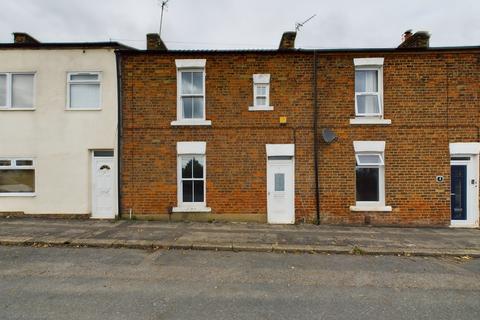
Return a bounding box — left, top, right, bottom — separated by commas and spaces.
249, 74, 273, 111
0, 158, 35, 195
180, 70, 204, 119
173, 59, 210, 125
0, 73, 35, 109
353, 58, 384, 118
67, 72, 101, 109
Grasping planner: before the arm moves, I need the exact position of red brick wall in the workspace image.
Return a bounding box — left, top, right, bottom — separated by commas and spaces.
120, 49, 479, 226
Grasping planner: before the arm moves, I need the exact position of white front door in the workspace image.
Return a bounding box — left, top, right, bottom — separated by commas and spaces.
92, 152, 116, 219
267, 157, 295, 224
450, 155, 479, 228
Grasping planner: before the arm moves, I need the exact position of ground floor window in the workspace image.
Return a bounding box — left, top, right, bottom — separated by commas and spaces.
355, 152, 384, 206
0, 158, 35, 195
180, 155, 205, 204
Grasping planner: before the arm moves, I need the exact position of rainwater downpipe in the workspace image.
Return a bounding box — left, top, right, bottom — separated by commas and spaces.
313, 49, 320, 225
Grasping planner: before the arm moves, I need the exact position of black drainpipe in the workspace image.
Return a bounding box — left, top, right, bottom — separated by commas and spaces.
313, 50, 320, 225
115, 50, 123, 219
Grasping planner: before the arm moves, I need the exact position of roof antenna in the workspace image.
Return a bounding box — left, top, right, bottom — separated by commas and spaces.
295, 14, 316, 32
158, 0, 170, 37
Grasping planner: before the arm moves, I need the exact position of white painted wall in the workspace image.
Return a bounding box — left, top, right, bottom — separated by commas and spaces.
0, 48, 118, 214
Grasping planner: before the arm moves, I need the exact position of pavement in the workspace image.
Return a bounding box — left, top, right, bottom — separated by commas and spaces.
0, 217, 479, 256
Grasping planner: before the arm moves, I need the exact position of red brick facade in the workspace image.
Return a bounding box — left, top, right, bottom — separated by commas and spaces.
118, 48, 480, 226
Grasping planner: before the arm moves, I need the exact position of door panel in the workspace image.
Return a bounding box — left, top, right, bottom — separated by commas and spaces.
92, 156, 115, 219
267, 159, 294, 224
451, 165, 467, 221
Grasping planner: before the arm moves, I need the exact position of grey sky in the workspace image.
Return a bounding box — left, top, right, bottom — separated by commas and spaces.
0, 0, 479, 49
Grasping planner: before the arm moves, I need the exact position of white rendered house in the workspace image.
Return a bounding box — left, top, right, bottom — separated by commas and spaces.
0, 33, 128, 218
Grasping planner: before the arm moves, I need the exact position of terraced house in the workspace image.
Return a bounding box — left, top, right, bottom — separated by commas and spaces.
0, 33, 129, 219
117, 30, 479, 227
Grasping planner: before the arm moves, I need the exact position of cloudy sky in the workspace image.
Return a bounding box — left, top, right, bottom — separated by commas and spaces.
0, 0, 478, 49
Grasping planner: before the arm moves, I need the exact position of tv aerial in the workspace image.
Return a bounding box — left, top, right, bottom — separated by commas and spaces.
295, 14, 317, 32
158, 0, 170, 37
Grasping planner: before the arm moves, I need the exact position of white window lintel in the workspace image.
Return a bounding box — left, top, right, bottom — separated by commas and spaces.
449, 143, 480, 155
354, 58, 384, 66
253, 74, 270, 84
353, 141, 385, 153
175, 59, 206, 68
177, 142, 206, 155
266, 144, 295, 157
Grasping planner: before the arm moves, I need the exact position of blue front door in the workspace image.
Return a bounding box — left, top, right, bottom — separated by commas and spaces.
451, 165, 467, 220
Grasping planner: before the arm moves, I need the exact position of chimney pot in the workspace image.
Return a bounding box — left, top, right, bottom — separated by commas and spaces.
146, 33, 167, 51
398, 30, 430, 49
13, 32, 40, 44
278, 31, 296, 50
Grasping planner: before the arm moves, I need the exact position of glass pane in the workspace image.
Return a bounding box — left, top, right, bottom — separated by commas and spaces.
193, 97, 204, 118
355, 70, 377, 93
256, 97, 267, 106
182, 97, 193, 119
93, 150, 114, 157
0, 169, 35, 193
192, 72, 203, 94
0, 160, 11, 166
451, 165, 467, 220
193, 180, 204, 202
15, 160, 33, 166
181, 72, 192, 94
0, 74, 6, 106
182, 180, 193, 202
182, 157, 193, 178
70, 74, 99, 81
357, 154, 382, 165
357, 95, 379, 114
70, 83, 100, 108
256, 84, 267, 96
193, 157, 203, 178
356, 167, 379, 202
274, 173, 285, 191
12, 74, 34, 108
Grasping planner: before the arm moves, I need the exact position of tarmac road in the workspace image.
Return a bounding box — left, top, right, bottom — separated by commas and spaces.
0, 246, 479, 320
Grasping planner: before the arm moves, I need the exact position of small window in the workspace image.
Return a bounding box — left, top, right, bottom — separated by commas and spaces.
355, 152, 385, 205
353, 58, 384, 118
0, 158, 35, 195
175, 59, 207, 124
0, 73, 35, 109
67, 72, 101, 109
274, 173, 285, 192
180, 155, 205, 204
250, 74, 272, 111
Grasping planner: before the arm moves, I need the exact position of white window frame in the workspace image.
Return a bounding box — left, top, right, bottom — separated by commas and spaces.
0, 158, 36, 197
351, 141, 391, 212
66, 72, 102, 110
172, 59, 211, 126
173, 142, 211, 212
0, 72, 36, 110
249, 74, 273, 111
350, 58, 391, 125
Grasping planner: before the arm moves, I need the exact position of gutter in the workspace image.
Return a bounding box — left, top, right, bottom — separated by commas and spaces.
313, 49, 320, 225
115, 50, 123, 219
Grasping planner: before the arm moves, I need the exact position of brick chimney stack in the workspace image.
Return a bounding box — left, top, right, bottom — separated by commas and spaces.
278, 31, 296, 50
146, 33, 167, 51
398, 30, 430, 49
13, 32, 40, 44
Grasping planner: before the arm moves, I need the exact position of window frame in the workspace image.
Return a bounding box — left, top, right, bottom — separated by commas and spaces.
249, 74, 273, 111
177, 68, 206, 121
66, 71, 102, 110
177, 154, 206, 208
355, 152, 385, 207
0, 72, 36, 110
0, 158, 36, 197
354, 66, 383, 117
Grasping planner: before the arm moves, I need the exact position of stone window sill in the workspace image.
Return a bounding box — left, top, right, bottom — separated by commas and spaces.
171, 120, 212, 126
172, 206, 212, 213
248, 106, 274, 111
350, 205, 392, 212
349, 118, 391, 125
